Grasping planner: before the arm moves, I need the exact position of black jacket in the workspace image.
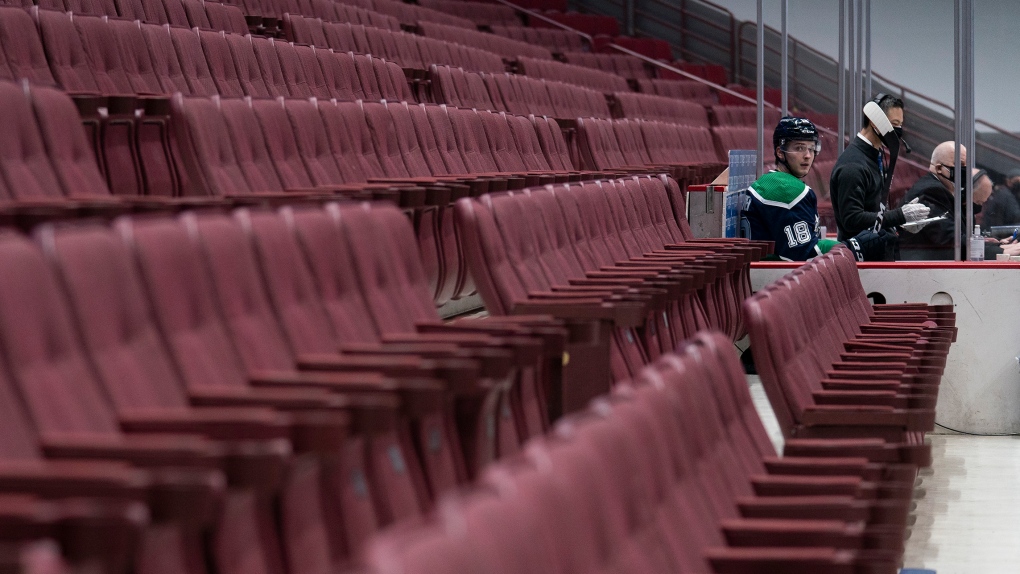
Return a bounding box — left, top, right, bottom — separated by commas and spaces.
981, 185, 1020, 228
829, 136, 907, 240
899, 174, 958, 250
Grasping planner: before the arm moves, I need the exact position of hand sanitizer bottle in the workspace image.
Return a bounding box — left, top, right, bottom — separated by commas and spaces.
969, 225, 984, 261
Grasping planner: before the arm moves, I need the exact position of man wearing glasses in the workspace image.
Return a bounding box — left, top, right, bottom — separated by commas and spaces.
742, 117, 885, 261
829, 95, 931, 260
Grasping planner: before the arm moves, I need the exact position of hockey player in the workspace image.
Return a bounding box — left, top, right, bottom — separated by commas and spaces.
741, 117, 890, 261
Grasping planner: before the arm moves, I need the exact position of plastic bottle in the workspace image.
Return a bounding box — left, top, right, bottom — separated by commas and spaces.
969, 225, 985, 261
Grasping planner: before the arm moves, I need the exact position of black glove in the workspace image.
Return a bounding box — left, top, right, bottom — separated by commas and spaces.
843, 229, 897, 262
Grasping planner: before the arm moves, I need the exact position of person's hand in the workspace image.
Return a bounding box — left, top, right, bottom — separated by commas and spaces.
898, 198, 931, 233
1002, 242, 1020, 257
901, 197, 931, 223
843, 229, 895, 262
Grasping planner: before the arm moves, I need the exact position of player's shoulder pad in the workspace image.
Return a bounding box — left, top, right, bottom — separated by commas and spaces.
748, 171, 811, 209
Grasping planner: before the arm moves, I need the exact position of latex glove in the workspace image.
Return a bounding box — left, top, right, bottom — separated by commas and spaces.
900, 197, 931, 223
898, 198, 932, 233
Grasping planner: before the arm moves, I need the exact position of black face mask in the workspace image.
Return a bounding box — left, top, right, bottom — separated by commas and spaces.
941, 164, 967, 184
1010, 181, 1020, 195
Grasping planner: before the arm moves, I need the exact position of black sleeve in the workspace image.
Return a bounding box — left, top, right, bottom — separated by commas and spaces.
832, 164, 881, 235
881, 206, 907, 229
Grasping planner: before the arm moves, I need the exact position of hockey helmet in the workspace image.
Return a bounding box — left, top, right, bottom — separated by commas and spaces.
773, 117, 820, 154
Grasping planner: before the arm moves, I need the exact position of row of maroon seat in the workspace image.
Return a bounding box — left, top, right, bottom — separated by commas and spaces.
418, 20, 552, 61
418, 0, 517, 27
359, 332, 917, 574
490, 22, 585, 52
454, 174, 768, 385
637, 77, 719, 105
0, 199, 565, 574
430, 64, 611, 122
517, 54, 630, 93
282, 13, 506, 73
563, 50, 656, 80
575, 116, 729, 180
9, 0, 247, 31
745, 246, 955, 466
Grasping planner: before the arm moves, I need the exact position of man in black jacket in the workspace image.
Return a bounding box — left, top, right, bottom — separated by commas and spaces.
899, 146, 999, 260
829, 95, 930, 254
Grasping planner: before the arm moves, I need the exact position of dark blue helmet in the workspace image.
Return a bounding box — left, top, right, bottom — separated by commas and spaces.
773, 116, 820, 153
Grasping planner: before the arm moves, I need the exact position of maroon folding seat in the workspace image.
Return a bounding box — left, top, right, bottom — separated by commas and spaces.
0, 82, 93, 206
134, 0, 170, 23
516, 77, 557, 118
248, 98, 327, 192
0, 8, 57, 87
114, 0, 145, 18
458, 69, 494, 110
197, 30, 245, 97
284, 14, 328, 47
417, 36, 452, 68
161, 0, 192, 27
529, 114, 577, 172
170, 95, 258, 198
504, 113, 565, 177
480, 73, 513, 114
204, 1, 248, 33
250, 36, 291, 97
33, 9, 102, 94
305, 0, 336, 20
181, 0, 211, 28
196, 210, 450, 516
292, 44, 332, 98
32, 40, 175, 202
71, 15, 137, 96
429, 65, 460, 107
27, 86, 115, 201
322, 21, 360, 53
222, 33, 272, 98
445, 107, 514, 180
0, 231, 293, 574
362, 25, 398, 62
316, 49, 360, 101
282, 98, 367, 191
351, 53, 383, 100
272, 40, 314, 98
167, 27, 219, 96
330, 204, 536, 461
104, 19, 163, 96
139, 23, 191, 94
378, 58, 413, 102
319, 101, 386, 185
37, 221, 366, 574
390, 31, 425, 70
216, 97, 317, 198
115, 213, 413, 556
711, 125, 761, 161
347, 23, 370, 52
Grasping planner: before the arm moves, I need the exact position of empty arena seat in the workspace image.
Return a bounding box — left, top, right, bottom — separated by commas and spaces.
418, 0, 519, 26
613, 91, 711, 127
490, 24, 586, 52
419, 21, 551, 61
636, 77, 718, 105
518, 56, 630, 93
744, 247, 954, 465
563, 51, 653, 79
363, 331, 910, 574
371, 0, 476, 29
531, 11, 620, 37
711, 104, 783, 128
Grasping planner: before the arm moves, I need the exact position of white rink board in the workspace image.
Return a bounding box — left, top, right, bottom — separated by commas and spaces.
751, 264, 1020, 434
